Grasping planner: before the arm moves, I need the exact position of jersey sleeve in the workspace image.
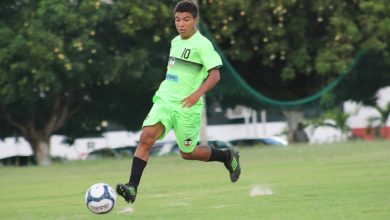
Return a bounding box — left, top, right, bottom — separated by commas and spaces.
198, 40, 223, 72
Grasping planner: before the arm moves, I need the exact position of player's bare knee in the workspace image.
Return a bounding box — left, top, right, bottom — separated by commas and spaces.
139, 132, 155, 149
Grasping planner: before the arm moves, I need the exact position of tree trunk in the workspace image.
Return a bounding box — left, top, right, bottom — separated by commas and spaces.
282, 109, 305, 143
1, 93, 78, 166
28, 136, 52, 166
200, 96, 208, 146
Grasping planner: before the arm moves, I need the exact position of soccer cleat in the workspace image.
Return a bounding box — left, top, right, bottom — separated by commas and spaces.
225, 147, 241, 183
116, 183, 137, 203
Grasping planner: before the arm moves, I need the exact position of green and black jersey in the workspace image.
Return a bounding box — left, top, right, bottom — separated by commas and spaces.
153, 31, 222, 105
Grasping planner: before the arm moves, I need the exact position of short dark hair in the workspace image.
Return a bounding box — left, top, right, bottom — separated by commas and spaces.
174, 0, 198, 18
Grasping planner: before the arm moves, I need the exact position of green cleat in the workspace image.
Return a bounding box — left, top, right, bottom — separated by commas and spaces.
116, 183, 137, 203
225, 147, 241, 183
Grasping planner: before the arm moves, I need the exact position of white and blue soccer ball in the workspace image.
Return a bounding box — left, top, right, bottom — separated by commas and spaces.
85, 183, 117, 214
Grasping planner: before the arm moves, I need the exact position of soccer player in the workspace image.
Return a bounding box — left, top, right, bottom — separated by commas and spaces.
116, 0, 241, 203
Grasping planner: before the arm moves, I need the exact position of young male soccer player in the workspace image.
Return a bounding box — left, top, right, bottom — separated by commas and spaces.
116, 0, 241, 203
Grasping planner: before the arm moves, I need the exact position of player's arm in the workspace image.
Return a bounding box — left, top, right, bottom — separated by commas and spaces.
180, 68, 220, 108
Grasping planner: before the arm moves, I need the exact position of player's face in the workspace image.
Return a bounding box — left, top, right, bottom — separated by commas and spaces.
175, 12, 198, 39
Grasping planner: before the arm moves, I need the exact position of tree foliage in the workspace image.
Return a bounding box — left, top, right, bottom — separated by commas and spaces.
334, 51, 390, 106
201, 0, 390, 106
0, 0, 176, 164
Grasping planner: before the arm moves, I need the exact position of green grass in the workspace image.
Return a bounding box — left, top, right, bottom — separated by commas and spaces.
1, 141, 389, 220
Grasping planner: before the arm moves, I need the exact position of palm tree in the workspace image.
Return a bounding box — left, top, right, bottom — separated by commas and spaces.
367, 103, 390, 139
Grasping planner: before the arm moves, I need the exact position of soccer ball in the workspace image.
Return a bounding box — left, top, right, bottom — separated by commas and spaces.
85, 183, 117, 214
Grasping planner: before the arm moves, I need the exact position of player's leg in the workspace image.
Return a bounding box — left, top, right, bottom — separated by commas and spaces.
179, 144, 223, 161
174, 105, 241, 182
134, 123, 165, 161
130, 123, 165, 186
179, 144, 241, 182
116, 123, 165, 203
117, 100, 172, 203
179, 145, 212, 161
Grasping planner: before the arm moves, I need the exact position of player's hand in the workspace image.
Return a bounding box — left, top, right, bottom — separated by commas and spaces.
180, 93, 201, 108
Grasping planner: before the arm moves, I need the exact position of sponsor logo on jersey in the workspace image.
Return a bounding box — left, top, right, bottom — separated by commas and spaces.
166, 73, 178, 82
168, 57, 175, 68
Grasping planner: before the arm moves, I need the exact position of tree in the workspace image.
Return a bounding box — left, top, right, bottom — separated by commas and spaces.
201, 0, 390, 141
0, 0, 175, 165
335, 51, 390, 106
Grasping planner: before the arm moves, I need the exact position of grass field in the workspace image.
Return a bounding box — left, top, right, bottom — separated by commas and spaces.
1, 140, 389, 220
